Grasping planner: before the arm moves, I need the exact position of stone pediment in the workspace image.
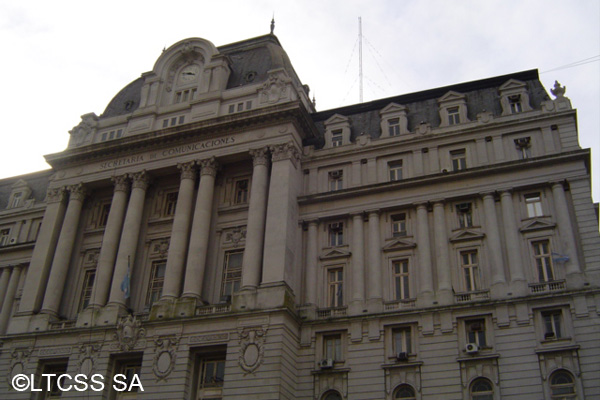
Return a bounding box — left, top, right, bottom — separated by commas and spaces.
11, 179, 30, 190
320, 248, 351, 260
449, 229, 485, 243
519, 219, 556, 233
499, 78, 527, 91
380, 102, 407, 115
438, 90, 466, 103
382, 238, 417, 252
324, 113, 350, 126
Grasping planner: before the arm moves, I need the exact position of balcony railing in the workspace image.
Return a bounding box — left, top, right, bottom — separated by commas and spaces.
454, 290, 490, 303
529, 280, 566, 294
49, 320, 76, 330
384, 299, 416, 311
196, 304, 231, 316
316, 307, 347, 319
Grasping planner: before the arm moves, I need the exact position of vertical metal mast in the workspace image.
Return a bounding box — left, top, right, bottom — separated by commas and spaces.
359, 17, 363, 103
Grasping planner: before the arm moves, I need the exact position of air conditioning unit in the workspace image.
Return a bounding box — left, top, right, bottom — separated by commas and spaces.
330, 223, 342, 230
330, 170, 342, 179
319, 359, 334, 369
457, 203, 471, 212
465, 343, 479, 354
396, 352, 408, 361
544, 332, 556, 340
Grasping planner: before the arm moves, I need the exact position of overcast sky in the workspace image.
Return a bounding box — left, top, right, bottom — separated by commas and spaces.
1, 0, 598, 200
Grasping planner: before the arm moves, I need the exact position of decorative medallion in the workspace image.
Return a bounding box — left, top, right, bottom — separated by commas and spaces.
78, 343, 101, 376
8, 347, 32, 389
225, 227, 246, 247
238, 327, 267, 374
152, 336, 179, 381
114, 315, 146, 351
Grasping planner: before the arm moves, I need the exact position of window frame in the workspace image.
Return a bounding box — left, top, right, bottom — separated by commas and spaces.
326, 266, 344, 308
447, 106, 460, 125
531, 239, 555, 282
328, 222, 344, 247
221, 249, 244, 301
391, 259, 411, 301
470, 377, 494, 400
391, 213, 407, 237
328, 170, 343, 191
460, 249, 482, 292
450, 149, 467, 171
163, 191, 178, 217
456, 203, 473, 228
549, 369, 577, 399
146, 260, 166, 307
465, 318, 488, 348
331, 129, 343, 147
524, 192, 543, 218
388, 160, 403, 181
0, 228, 11, 247
233, 178, 249, 205
394, 384, 416, 400
388, 117, 401, 136
78, 269, 96, 312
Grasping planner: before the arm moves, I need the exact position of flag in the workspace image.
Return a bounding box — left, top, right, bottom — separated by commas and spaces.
120, 256, 131, 299
552, 252, 570, 263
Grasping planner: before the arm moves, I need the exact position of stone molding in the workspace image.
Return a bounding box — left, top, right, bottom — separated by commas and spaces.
114, 315, 146, 351
198, 156, 219, 177
129, 170, 151, 190
177, 161, 197, 181
67, 183, 87, 202
112, 174, 130, 193
238, 326, 267, 374
249, 147, 270, 167
46, 187, 66, 204
153, 336, 179, 381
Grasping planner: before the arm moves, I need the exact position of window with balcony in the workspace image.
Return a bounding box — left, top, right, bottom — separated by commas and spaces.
456, 203, 473, 228
461, 250, 481, 292
466, 319, 487, 348
221, 250, 243, 301
327, 267, 344, 308
388, 160, 403, 181
146, 261, 166, 307
391, 213, 407, 237
524, 192, 543, 217
451, 149, 467, 171
329, 170, 343, 191
328, 223, 344, 247
532, 240, 554, 282
392, 260, 410, 300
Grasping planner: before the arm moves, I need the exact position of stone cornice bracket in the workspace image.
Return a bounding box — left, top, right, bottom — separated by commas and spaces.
129, 170, 151, 190
45, 187, 66, 204
249, 147, 270, 167
67, 183, 87, 202
270, 142, 301, 168
177, 161, 197, 181
112, 174, 131, 193
197, 156, 219, 177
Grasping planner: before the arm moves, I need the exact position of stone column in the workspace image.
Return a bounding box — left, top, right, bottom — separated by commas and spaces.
183, 157, 219, 300
161, 162, 197, 300
40, 184, 87, 316
0, 266, 22, 333
433, 201, 452, 304
88, 175, 130, 308
482, 193, 507, 297
18, 188, 66, 314
350, 213, 365, 312
499, 190, 526, 295
241, 148, 270, 290
0, 268, 11, 314
416, 203, 434, 305
367, 211, 382, 312
551, 182, 583, 287
108, 171, 150, 307
305, 220, 318, 305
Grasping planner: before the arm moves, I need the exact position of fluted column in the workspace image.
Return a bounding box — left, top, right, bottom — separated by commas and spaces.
183, 157, 218, 299
241, 148, 270, 289
551, 182, 583, 286
0, 268, 11, 313
416, 203, 434, 305
108, 171, 150, 307
0, 266, 22, 333
305, 220, 318, 305
351, 213, 365, 309
88, 175, 130, 308
433, 201, 452, 304
41, 184, 87, 316
367, 211, 382, 307
18, 188, 66, 314
161, 162, 197, 300
482, 193, 507, 297
499, 190, 526, 295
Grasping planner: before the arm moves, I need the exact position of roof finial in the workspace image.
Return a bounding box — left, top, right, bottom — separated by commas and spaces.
270, 14, 275, 34
312, 94, 316, 109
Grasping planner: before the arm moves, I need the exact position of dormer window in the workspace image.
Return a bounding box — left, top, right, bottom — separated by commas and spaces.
331, 130, 343, 147
11, 192, 22, 208
380, 103, 409, 138
388, 118, 400, 136
438, 91, 469, 127
324, 114, 351, 148
6, 180, 32, 210
509, 95, 523, 113
447, 107, 460, 125
499, 79, 533, 116
175, 88, 197, 103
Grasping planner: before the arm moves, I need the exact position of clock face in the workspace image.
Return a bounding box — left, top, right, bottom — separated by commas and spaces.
179, 65, 200, 83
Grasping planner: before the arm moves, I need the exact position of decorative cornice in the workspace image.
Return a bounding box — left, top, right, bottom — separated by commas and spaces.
177, 161, 197, 181
198, 156, 219, 177
250, 147, 270, 167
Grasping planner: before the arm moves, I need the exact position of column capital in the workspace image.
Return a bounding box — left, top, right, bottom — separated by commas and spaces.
178, 161, 197, 181
498, 188, 514, 196
67, 183, 87, 202
270, 142, 301, 167
365, 209, 381, 217
550, 180, 566, 189
415, 202, 429, 210
302, 218, 319, 227
198, 157, 219, 177
249, 147, 270, 167
112, 174, 130, 192
480, 191, 496, 200
129, 170, 151, 190
45, 187, 66, 204
432, 200, 446, 208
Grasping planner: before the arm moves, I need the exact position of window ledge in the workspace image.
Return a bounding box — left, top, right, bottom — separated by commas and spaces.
456, 353, 499, 362
535, 344, 579, 354
382, 361, 423, 370
311, 367, 350, 375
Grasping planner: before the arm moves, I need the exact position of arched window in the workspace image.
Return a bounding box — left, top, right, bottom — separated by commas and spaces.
550, 370, 576, 399
394, 384, 416, 399
322, 390, 342, 400
470, 377, 494, 400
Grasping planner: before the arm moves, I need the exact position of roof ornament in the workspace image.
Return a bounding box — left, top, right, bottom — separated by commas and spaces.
550, 81, 566, 98
270, 15, 275, 34
312, 94, 316, 108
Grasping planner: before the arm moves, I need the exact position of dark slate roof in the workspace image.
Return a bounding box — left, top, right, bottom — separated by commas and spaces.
100, 77, 144, 119
0, 170, 53, 208
308, 69, 549, 149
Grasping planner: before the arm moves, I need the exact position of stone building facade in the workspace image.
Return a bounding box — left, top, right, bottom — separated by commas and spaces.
0, 34, 598, 399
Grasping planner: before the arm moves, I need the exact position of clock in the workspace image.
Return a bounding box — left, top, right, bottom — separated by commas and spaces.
179, 65, 200, 83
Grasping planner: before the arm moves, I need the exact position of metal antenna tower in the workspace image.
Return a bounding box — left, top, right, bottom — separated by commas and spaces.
358, 17, 363, 103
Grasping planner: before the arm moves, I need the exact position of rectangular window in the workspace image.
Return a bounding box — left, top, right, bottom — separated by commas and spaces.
525, 192, 543, 217
447, 106, 460, 125
101, 132, 108, 141
328, 223, 344, 247
327, 268, 344, 307
391, 213, 407, 237
509, 95, 523, 113
324, 333, 343, 361
79, 269, 96, 311
39, 361, 68, 399
97, 203, 111, 228
542, 310, 563, 339
392, 260, 410, 300
195, 356, 226, 399
328, 170, 343, 191
233, 179, 249, 204
515, 137, 531, 159
146, 261, 166, 306
221, 250, 243, 300
393, 327, 412, 355
11, 192, 22, 208
0, 229, 11, 247
533, 240, 554, 282
112, 358, 142, 398
388, 118, 400, 136
109, 131, 115, 140
461, 250, 480, 292
450, 149, 467, 171
178, 116, 185, 124
162, 119, 169, 128
237, 103, 244, 112
466, 319, 487, 347
331, 129, 343, 147
228, 104, 235, 114
116, 129, 123, 138
164, 192, 178, 216
388, 160, 403, 181
246, 101, 252, 110
456, 203, 473, 228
